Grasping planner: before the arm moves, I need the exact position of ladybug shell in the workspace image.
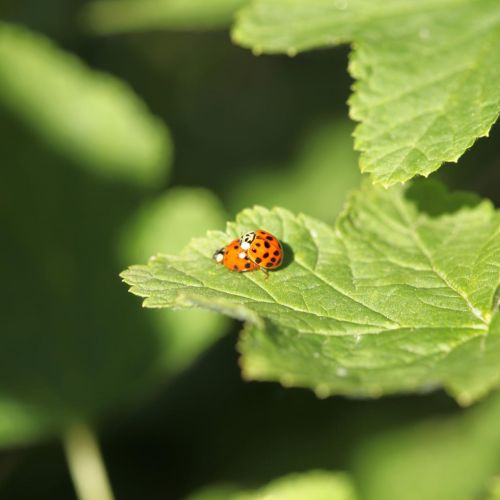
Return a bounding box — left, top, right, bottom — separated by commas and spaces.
213, 238, 259, 272
241, 230, 283, 269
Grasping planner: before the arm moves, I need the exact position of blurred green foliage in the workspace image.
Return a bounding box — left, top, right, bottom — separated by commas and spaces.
353, 391, 500, 500
0, 22, 171, 185
0, 1, 498, 499
0, 74, 226, 447
228, 120, 360, 222
83, 0, 248, 33
486, 477, 500, 500
187, 471, 357, 500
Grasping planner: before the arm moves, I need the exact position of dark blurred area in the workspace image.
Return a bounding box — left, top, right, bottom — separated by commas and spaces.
0, 1, 499, 500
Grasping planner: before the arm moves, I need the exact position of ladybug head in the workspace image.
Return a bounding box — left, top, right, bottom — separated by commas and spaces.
212, 248, 225, 263
239, 231, 256, 250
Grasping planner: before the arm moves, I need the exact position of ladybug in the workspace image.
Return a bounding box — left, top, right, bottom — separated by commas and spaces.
239, 230, 283, 270
213, 238, 260, 272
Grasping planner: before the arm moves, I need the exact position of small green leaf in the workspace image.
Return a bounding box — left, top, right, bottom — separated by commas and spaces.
83, 0, 248, 34
122, 181, 500, 403
187, 471, 357, 500
0, 22, 171, 185
232, 0, 500, 186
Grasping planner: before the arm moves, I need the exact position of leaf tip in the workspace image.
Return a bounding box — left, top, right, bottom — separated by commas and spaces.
279, 373, 296, 388
252, 45, 264, 57
455, 392, 474, 407
314, 384, 330, 399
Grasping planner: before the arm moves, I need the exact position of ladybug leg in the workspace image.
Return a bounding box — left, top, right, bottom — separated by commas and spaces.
260, 268, 269, 279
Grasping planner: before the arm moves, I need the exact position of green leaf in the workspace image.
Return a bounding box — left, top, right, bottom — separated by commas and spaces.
83, 0, 248, 34
122, 181, 500, 404
352, 391, 500, 500
232, 0, 500, 186
0, 22, 171, 185
187, 471, 357, 500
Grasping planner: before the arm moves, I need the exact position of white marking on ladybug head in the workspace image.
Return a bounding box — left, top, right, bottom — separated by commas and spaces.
213, 249, 224, 263
238, 251, 246, 259
239, 231, 256, 247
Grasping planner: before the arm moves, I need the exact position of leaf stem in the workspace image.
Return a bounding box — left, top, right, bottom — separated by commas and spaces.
63, 422, 115, 500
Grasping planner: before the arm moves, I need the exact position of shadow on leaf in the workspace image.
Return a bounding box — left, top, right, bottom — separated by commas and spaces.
278, 242, 295, 270
405, 179, 482, 217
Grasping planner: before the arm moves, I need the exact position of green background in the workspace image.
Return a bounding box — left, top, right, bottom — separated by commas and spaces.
0, 1, 499, 499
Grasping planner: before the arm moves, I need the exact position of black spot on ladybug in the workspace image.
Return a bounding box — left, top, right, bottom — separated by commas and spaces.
233, 245, 238, 249
263, 252, 269, 258
266, 262, 272, 268
233, 265, 238, 270
255, 257, 262, 264
266, 236, 273, 241
245, 263, 251, 269
256, 243, 261, 247
252, 248, 257, 253
245, 256, 249, 260
273, 250, 280, 256
264, 241, 271, 248
271, 257, 276, 263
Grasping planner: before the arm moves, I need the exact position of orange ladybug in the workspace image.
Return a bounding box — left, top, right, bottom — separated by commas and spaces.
213, 238, 260, 272
239, 230, 283, 269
